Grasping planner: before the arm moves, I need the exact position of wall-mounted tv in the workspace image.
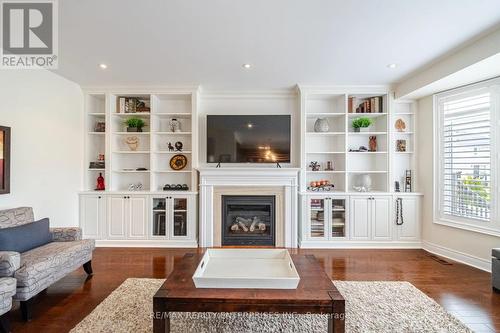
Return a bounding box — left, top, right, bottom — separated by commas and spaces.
207, 115, 291, 163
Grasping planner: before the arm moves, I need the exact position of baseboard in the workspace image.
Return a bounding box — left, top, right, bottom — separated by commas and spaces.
298, 240, 422, 249
422, 240, 491, 273
95, 240, 199, 248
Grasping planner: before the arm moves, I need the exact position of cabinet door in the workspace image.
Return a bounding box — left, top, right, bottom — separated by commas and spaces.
152, 197, 168, 237
372, 196, 392, 240
128, 196, 148, 239
170, 196, 189, 239
107, 196, 127, 239
308, 197, 327, 240
395, 196, 420, 241
329, 198, 347, 239
350, 197, 370, 240
80, 195, 105, 239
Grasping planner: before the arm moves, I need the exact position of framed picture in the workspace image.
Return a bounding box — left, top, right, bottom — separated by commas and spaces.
0, 126, 11, 194
396, 139, 407, 152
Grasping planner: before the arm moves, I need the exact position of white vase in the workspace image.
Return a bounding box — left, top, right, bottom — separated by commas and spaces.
314, 118, 329, 132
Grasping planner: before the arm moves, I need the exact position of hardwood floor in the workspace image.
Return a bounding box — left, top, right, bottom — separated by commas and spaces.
7, 248, 499, 332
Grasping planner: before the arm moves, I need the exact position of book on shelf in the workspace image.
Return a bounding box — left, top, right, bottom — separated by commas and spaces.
351, 96, 383, 113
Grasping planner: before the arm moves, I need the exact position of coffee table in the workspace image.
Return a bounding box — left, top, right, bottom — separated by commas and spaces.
153, 253, 345, 332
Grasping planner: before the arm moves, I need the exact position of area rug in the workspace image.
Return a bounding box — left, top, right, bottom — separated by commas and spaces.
70, 278, 471, 333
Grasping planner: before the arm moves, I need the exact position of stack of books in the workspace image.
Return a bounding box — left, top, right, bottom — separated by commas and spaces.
348, 96, 383, 113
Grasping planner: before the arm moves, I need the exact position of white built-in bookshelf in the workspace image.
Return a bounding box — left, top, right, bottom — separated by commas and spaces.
300, 88, 392, 193
391, 100, 417, 192
84, 90, 198, 192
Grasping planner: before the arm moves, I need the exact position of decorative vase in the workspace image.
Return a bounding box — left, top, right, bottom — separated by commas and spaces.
359, 174, 372, 190
169, 118, 181, 132
360, 127, 370, 132
96, 173, 105, 191
354, 128, 360, 132
125, 136, 139, 151
127, 127, 142, 132
314, 118, 329, 132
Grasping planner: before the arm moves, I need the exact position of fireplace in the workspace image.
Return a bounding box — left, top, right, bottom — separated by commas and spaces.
222, 195, 275, 246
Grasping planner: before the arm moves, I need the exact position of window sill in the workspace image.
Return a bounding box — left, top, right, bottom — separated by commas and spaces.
434, 218, 500, 238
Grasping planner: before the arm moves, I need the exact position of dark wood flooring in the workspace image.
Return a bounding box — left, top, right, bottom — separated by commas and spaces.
7, 248, 499, 333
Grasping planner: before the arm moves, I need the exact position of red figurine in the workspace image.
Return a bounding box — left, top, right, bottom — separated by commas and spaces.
96, 173, 105, 191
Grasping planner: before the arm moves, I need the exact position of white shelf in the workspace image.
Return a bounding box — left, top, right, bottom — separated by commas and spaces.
154, 113, 191, 117
306, 113, 345, 117
113, 170, 150, 173
307, 132, 344, 135
88, 113, 106, 116
394, 112, 415, 115
306, 171, 345, 174
348, 171, 387, 174
153, 132, 192, 135
394, 131, 414, 134
113, 113, 151, 117
88, 132, 105, 135
113, 151, 150, 154
154, 151, 192, 154
348, 151, 387, 154
394, 151, 414, 154
113, 132, 150, 135
348, 113, 387, 117
307, 151, 345, 154
348, 132, 387, 135
154, 170, 192, 173
88, 168, 105, 171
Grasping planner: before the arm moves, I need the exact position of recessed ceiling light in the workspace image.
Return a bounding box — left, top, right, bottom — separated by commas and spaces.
242, 63, 251, 69
99, 63, 108, 69
387, 63, 398, 69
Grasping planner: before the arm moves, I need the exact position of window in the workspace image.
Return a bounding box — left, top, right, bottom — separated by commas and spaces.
434, 78, 500, 235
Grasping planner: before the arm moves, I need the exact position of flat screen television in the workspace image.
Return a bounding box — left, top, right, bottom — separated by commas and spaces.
207, 115, 291, 163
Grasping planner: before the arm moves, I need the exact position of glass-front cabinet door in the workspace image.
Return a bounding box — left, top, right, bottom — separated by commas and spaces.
330, 198, 347, 238
309, 197, 326, 239
152, 198, 167, 237
171, 197, 188, 238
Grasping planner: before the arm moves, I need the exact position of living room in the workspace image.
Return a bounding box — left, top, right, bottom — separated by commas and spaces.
0, 1, 499, 332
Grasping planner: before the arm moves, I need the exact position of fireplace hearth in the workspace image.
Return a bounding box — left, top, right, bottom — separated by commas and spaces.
222, 195, 275, 246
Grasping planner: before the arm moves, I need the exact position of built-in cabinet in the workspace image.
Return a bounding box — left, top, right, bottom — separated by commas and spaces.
79, 192, 197, 247
300, 193, 421, 247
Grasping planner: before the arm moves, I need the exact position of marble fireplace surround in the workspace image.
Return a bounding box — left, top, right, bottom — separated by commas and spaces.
198, 168, 299, 248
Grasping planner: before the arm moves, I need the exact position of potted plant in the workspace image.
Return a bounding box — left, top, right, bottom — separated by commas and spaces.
125, 117, 146, 132
352, 117, 372, 132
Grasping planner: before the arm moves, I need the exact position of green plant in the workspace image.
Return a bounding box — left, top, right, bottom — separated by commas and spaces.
352, 117, 372, 129
125, 117, 146, 129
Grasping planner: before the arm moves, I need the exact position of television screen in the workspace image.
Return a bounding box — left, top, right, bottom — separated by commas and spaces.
207, 115, 291, 163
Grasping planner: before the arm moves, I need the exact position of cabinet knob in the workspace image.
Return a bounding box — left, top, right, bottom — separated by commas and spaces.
98, 196, 101, 199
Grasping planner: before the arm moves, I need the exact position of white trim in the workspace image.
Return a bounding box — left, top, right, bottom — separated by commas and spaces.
95, 239, 198, 248
434, 218, 500, 237
298, 240, 422, 249
422, 240, 491, 272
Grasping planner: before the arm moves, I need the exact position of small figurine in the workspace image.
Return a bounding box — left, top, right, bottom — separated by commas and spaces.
325, 161, 334, 171
96, 173, 105, 191
167, 142, 174, 151
395, 181, 401, 192
169, 118, 181, 132
369, 136, 377, 152
175, 141, 183, 151
309, 161, 320, 171
125, 136, 139, 151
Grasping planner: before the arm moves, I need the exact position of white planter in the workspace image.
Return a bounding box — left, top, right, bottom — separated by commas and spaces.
192, 249, 300, 289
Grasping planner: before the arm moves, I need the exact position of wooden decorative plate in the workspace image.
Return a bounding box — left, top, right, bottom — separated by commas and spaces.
169, 154, 188, 170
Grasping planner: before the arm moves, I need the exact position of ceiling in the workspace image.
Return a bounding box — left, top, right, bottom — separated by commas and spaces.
55, 0, 500, 89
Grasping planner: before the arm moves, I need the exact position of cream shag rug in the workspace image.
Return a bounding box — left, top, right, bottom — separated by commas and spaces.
70, 278, 471, 333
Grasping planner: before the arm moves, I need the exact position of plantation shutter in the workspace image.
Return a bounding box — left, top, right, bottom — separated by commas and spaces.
439, 90, 492, 222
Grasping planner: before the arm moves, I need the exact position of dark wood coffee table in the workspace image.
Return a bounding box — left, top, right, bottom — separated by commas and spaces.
153, 253, 345, 332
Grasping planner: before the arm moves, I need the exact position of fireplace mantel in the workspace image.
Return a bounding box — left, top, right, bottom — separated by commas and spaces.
198, 168, 299, 248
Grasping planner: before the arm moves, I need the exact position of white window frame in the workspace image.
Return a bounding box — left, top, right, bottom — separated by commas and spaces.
433, 78, 500, 236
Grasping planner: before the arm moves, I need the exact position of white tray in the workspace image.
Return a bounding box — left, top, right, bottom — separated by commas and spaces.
192, 249, 300, 289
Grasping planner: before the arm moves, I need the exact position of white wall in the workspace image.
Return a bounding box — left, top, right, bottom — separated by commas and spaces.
0, 70, 83, 227
198, 91, 300, 167
417, 95, 499, 269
